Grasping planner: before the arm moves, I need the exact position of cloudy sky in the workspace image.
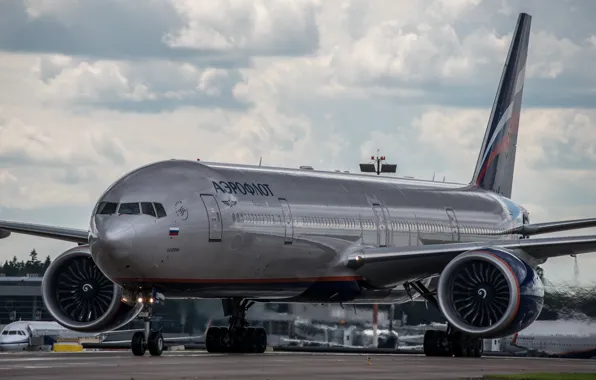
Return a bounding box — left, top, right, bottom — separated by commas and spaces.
0, 0, 595, 285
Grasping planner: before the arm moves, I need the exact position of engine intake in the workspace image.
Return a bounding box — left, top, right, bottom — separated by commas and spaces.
437, 247, 544, 338
42, 246, 143, 333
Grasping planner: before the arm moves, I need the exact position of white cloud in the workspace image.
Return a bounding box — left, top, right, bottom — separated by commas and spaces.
1, 0, 596, 286
164, 0, 321, 55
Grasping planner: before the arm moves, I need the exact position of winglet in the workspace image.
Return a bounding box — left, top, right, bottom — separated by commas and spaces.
471, 13, 532, 198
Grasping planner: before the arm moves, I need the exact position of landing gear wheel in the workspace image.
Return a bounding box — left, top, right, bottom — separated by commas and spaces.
206, 299, 267, 354
255, 327, 267, 353
473, 337, 484, 357
424, 330, 451, 356
132, 331, 146, 356
451, 332, 468, 357
436, 331, 452, 356
205, 326, 267, 354
424, 330, 484, 358
205, 327, 221, 353
423, 330, 438, 356
148, 331, 164, 356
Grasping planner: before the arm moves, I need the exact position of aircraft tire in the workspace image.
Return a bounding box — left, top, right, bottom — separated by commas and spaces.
255, 327, 267, 354
423, 330, 438, 356
205, 327, 223, 353
450, 332, 483, 358
148, 331, 164, 356
131, 331, 146, 356
473, 337, 484, 357
451, 332, 465, 357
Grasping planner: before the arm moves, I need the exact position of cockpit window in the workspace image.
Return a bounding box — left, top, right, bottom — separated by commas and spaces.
8, 331, 16, 335
141, 202, 156, 217
97, 202, 118, 215
154, 203, 167, 218
118, 202, 140, 215
1, 331, 7, 335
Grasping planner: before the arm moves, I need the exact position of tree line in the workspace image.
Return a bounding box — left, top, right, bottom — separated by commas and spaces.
0, 249, 51, 277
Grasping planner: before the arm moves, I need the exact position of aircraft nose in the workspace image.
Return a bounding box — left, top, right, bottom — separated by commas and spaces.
90, 218, 135, 265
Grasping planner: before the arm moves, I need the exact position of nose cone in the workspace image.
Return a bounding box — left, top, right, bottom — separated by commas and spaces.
90, 217, 135, 278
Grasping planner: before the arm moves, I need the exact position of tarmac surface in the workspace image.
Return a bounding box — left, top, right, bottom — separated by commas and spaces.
0, 351, 595, 380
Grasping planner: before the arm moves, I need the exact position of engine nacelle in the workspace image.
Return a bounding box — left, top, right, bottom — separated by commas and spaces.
42, 246, 143, 333
437, 247, 544, 338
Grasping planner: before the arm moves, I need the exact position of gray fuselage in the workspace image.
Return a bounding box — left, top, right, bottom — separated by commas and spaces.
88, 160, 526, 304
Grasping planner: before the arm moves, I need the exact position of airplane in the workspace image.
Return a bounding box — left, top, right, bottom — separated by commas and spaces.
0, 320, 133, 351
0, 319, 204, 352
503, 331, 596, 359
0, 321, 68, 351
1, 11, 596, 359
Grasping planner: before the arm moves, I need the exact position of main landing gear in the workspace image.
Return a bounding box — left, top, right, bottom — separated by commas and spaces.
205, 299, 267, 353
131, 298, 164, 357
404, 280, 484, 358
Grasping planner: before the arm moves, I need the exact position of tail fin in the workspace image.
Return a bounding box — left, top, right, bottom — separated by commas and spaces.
471, 13, 532, 198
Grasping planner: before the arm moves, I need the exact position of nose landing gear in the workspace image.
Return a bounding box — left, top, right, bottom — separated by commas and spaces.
205, 298, 267, 354
131, 293, 164, 357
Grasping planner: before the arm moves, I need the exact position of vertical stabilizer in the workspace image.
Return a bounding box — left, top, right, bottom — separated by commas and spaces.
471, 13, 532, 198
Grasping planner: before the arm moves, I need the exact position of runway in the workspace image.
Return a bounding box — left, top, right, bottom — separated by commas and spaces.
0, 351, 595, 380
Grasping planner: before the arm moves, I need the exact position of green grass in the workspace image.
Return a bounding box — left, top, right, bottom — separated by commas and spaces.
483, 374, 596, 380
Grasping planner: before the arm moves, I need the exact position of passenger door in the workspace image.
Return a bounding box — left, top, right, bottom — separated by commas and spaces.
445, 208, 460, 242
279, 198, 293, 244
372, 204, 388, 247
200, 194, 222, 242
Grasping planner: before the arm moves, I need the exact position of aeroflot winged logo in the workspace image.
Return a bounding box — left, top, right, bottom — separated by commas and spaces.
221, 196, 237, 208
212, 181, 274, 197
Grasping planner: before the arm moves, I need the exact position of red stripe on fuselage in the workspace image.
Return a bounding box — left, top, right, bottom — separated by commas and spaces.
114, 275, 364, 284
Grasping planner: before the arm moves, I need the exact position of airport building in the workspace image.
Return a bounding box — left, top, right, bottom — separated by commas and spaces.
0, 274, 51, 327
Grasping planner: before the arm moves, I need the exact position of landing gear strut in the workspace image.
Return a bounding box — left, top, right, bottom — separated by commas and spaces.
205, 299, 267, 353
131, 298, 164, 357
405, 280, 484, 358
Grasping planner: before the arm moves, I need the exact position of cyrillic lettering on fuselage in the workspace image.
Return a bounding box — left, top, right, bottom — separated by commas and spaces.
212, 181, 274, 197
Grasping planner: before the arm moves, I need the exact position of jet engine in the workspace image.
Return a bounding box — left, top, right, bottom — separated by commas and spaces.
437, 247, 544, 338
42, 246, 143, 333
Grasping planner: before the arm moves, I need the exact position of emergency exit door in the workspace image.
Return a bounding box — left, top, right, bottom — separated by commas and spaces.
200, 194, 222, 242
279, 198, 294, 244
372, 204, 388, 247
445, 208, 460, 242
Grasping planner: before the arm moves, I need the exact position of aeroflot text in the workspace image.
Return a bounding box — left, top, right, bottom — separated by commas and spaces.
212, 181, 275, 197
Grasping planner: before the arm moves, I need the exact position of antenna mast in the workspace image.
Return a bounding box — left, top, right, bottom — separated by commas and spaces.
359, 149, 397, 175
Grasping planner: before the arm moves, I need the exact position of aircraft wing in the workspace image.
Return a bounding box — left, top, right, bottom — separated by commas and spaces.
0, 220, 88, 244
500, 218, 596, 237
347, 234, 596, 288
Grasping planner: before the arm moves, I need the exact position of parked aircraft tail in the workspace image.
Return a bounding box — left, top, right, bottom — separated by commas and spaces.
471, 12, 532, 198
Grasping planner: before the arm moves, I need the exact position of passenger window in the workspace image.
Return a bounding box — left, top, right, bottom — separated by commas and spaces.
119, 202, 140, 215
141, 202, 156, 217
97, 202, 118, 215
154, 203, 167, 218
